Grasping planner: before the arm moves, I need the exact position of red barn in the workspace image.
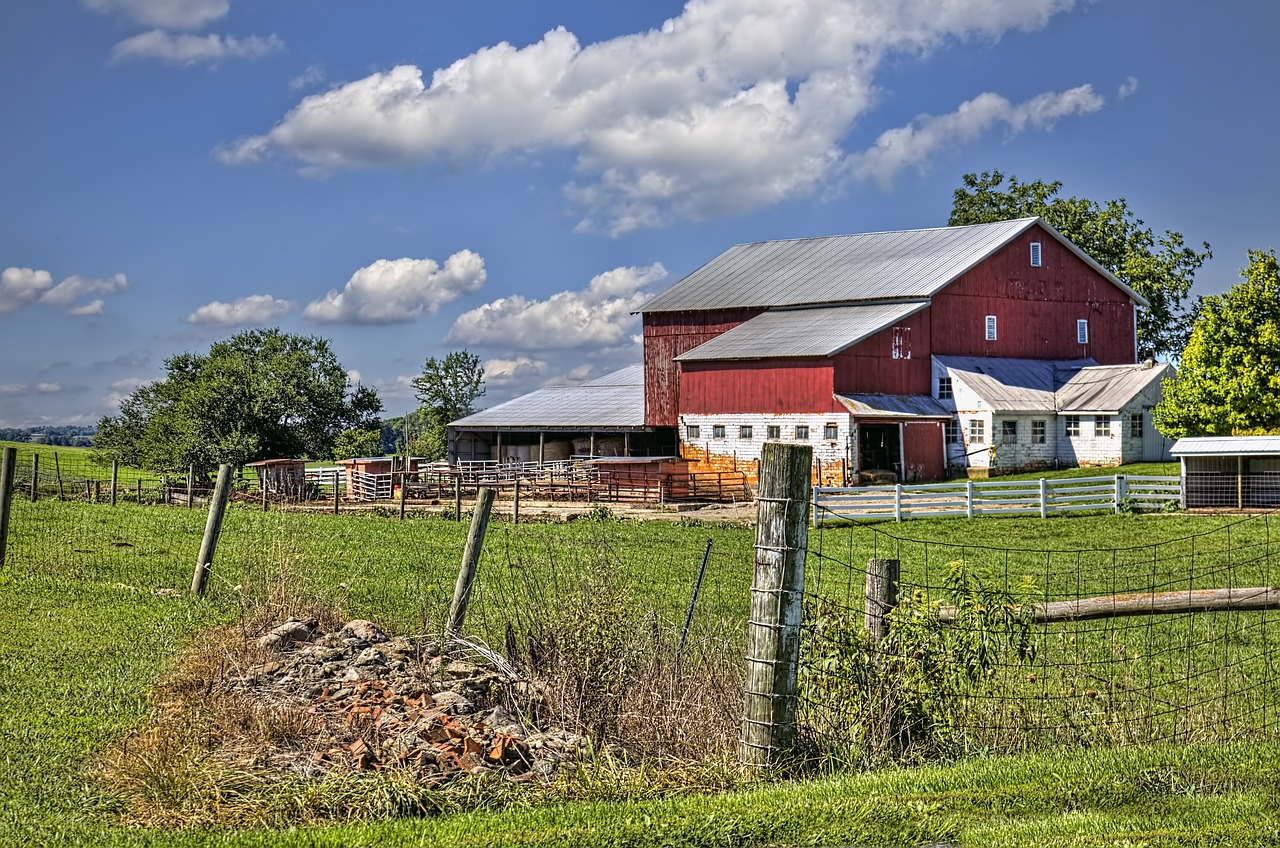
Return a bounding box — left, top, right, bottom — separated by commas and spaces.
640, 217, 1154, 483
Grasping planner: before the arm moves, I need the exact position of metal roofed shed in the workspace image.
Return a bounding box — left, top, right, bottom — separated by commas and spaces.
936, 356, 1171, 413
1172, 436, 1280, 509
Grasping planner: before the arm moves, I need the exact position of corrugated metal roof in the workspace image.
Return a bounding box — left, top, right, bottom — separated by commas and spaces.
674, 301, 928, 361
937, 356, 1169, 413
449, 366, 644, 429
641, 218, 1145, 314
836, 394, 953, 418
1172, 436, 1280, 457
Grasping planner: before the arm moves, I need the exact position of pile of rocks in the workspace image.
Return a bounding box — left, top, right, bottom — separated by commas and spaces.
225, 618, 587, 782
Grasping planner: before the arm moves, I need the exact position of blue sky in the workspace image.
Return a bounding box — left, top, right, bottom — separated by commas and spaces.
2, 0, 1277, 429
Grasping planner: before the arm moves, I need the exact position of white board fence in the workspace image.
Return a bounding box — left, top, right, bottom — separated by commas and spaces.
813, 475, 1182, 525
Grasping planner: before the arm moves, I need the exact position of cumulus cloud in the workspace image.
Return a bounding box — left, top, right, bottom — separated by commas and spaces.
217, 0, 1091, 233
290, 64, 326, 91
1, 267, 128, 315
447, 262, 665, 350
1118, 76, 1140, 99
304, 250, 486, 324
111, 30, 282, 65
104, 377, 151, 408
84, 0, 229, 30
186, 294, 294, 325
847, 85, 1105, 185
482, 357, 550, 385
0, 382, 65, 398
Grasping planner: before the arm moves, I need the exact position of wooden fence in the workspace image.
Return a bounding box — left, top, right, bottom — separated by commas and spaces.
813, 474, 1182, 525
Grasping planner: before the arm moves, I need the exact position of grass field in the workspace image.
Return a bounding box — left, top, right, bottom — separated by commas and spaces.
2, 494, 1278, 845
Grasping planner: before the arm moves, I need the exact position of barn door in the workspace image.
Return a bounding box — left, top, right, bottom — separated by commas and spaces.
902, 420, 945, 482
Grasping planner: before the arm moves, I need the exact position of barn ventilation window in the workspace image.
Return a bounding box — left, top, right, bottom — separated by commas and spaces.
1077, 319, 1089, 344
794, 425, 810, 440
1030, 241, 1042, 267
686, 424, 700, 440
766, 425, 781, 439
937, 376, 953, 399
739, 425, 753, 440
824, 423, 839, 440
985, 315, 997, 341
712, 424, 725, 439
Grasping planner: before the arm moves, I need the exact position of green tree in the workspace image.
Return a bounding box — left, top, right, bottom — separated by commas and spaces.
95, 329, 382, 473
409, 350, 485, 460
949, 170, 1211, 359
331, 426, 383, 461
1155, 250, 1280, 438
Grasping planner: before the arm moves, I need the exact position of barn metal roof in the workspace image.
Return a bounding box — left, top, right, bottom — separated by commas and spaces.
836, 394, 953, 418
449, 365, 645, 430
936, 356, 1168, 413
1171, 436, 1280, 457
674, 301, 928, 361
641, 217, 1145, 313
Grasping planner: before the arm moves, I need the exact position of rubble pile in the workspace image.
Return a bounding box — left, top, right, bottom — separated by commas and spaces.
225, 618, 587, 782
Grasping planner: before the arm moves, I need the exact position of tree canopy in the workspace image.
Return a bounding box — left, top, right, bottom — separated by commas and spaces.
409, 351, 485, 460
949, 170, 1211, 360
1154, 250, 1280, 439
95, 329, 382, 473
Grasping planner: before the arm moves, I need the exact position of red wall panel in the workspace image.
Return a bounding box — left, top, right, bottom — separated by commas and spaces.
833, 308, 933, 395
903, 420, 945, 482
643, 309, 762, 426
679, 359, 840, 414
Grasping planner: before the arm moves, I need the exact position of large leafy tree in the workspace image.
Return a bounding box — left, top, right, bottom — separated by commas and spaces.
95, 329, 382, 473
1155, 250, 1280, 438
409, 350, 485, 460
949, 170, 1211, 359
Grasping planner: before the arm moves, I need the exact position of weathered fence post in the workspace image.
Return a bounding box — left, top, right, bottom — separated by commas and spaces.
187, 464, 194, 509
513, 478, 520, 524
110, 460, 119, 507
741, 442, 812, 769
399, 471, 408, 520
865, 558, 900, 647
0, 447, 16, 569
54, 452, 65, 501
454, 474, 462, 521
191, 464, 233, 597
30, 454, 38, 502
136, 478, 142, 504
261, 471, 268, 511
445, 486, 495, 638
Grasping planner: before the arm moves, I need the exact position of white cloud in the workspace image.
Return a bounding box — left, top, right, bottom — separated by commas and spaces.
186, 294, 294, 325
104, 377, 151, 408
84, 0, 229, 30
447, 262, 665, 349
303, 250, 486, 324
111, 30, 282, 65
482, 357, 550, 385
847, 85, 1105, 186
1, 268, 127, 315
290, 64, 325, 91
0, 267, 54, 314
1118, 76, 1139, 99
36, 383, 62, 394
0, 384, 28, 397
218, 0, 1088, 233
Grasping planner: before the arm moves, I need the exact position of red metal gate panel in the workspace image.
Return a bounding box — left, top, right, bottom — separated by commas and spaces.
903, 420, 945, 482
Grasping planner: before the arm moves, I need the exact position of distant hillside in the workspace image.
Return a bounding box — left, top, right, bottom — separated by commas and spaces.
0, 425, 96, 447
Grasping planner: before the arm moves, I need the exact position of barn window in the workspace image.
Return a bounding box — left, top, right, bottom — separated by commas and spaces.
945, 418, 960, 444
1065, 415, 1081, 437
1030, 241, 1042, 267
1001, 420, 1018, 445
824, 423, 839, 440
985, 315, 997, 341
766, 425, 781, 440
1130, 413, 1144, 438
969, 419, 985, 444
739, 425, 753, 440
1032, 420, 1046, 444
891, 326, 911, 359
712, 424, 725, 439
795, 425, 810, 440
937, 376, 953, 399
686, 424, 700, 440
1077, 319, 1089, 344
1095, 416, 1111, 437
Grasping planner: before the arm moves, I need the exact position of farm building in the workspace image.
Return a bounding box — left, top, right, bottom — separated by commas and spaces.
640, 216, 1167, 483
1171, 436, 1280, 509
339, 455, 420, 501
447, 366, 675, 464
245, 458, 307, 496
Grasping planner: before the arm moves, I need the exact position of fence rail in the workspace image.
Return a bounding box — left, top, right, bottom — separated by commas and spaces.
814, 474, 1182, 524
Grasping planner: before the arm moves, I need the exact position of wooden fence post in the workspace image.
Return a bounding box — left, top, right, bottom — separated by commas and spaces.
445, 486, 495, 638
0, 447, 16, 569
110, 460, 118, 507
741, 442, 811, 769
54, 452, 65, 501
865, 558, 900, 647
399, 471, 407, 520
191, 464, 233, 597
454, 474, 462, 521
30, 454, 38, 502
187, 464, 194, 509
136, 478, 142, 504
333, 470, 340, 515
513, 478, 520, 524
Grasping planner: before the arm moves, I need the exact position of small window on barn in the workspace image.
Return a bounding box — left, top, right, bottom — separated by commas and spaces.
1001, 420, 1018, 445
712, 424, 726, 439
1031, 420, 1046, 444
937, 376, 953, 399
739, 425, 753, 440
686, 424, 700, 440
795, 425, 810, 440
945, 418, 960, 444
824, 423, 839, 440
766, 425, 781, 440
891, 326, 911, 360
985, 314, 998, 341
1095, 415, 1111, 437
1077, 319, 1089, 345
1065, 415, 1081, 437
1130, 413, 1144, 438
969, 419, 985, 444
1030, 241, 1043, 267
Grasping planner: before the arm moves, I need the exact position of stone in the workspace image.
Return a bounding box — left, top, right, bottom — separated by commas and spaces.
340, 619, 389, 643
256, 619, 318, 651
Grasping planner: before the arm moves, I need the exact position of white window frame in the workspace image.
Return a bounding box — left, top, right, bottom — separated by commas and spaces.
1077, 319, 1089, 345
794, 425, 810, 440
985, 315, 997, 341
1065, 415, 1081, 437
1001, 420, 1018, 445
1130, 413, 1144, 438
969, 419, 986, 445
1031, 420, 1046, 444
766, 424, 781, 440
739, 425, 753, 440
823, 423, 839, 441
712, 424, 726, 439
1030, 241, 1042, 267
686, 424, 700, 440
1095, 415, 1111, 437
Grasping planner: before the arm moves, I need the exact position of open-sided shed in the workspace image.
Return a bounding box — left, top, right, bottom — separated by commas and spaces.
1171, 436, 1280, 509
